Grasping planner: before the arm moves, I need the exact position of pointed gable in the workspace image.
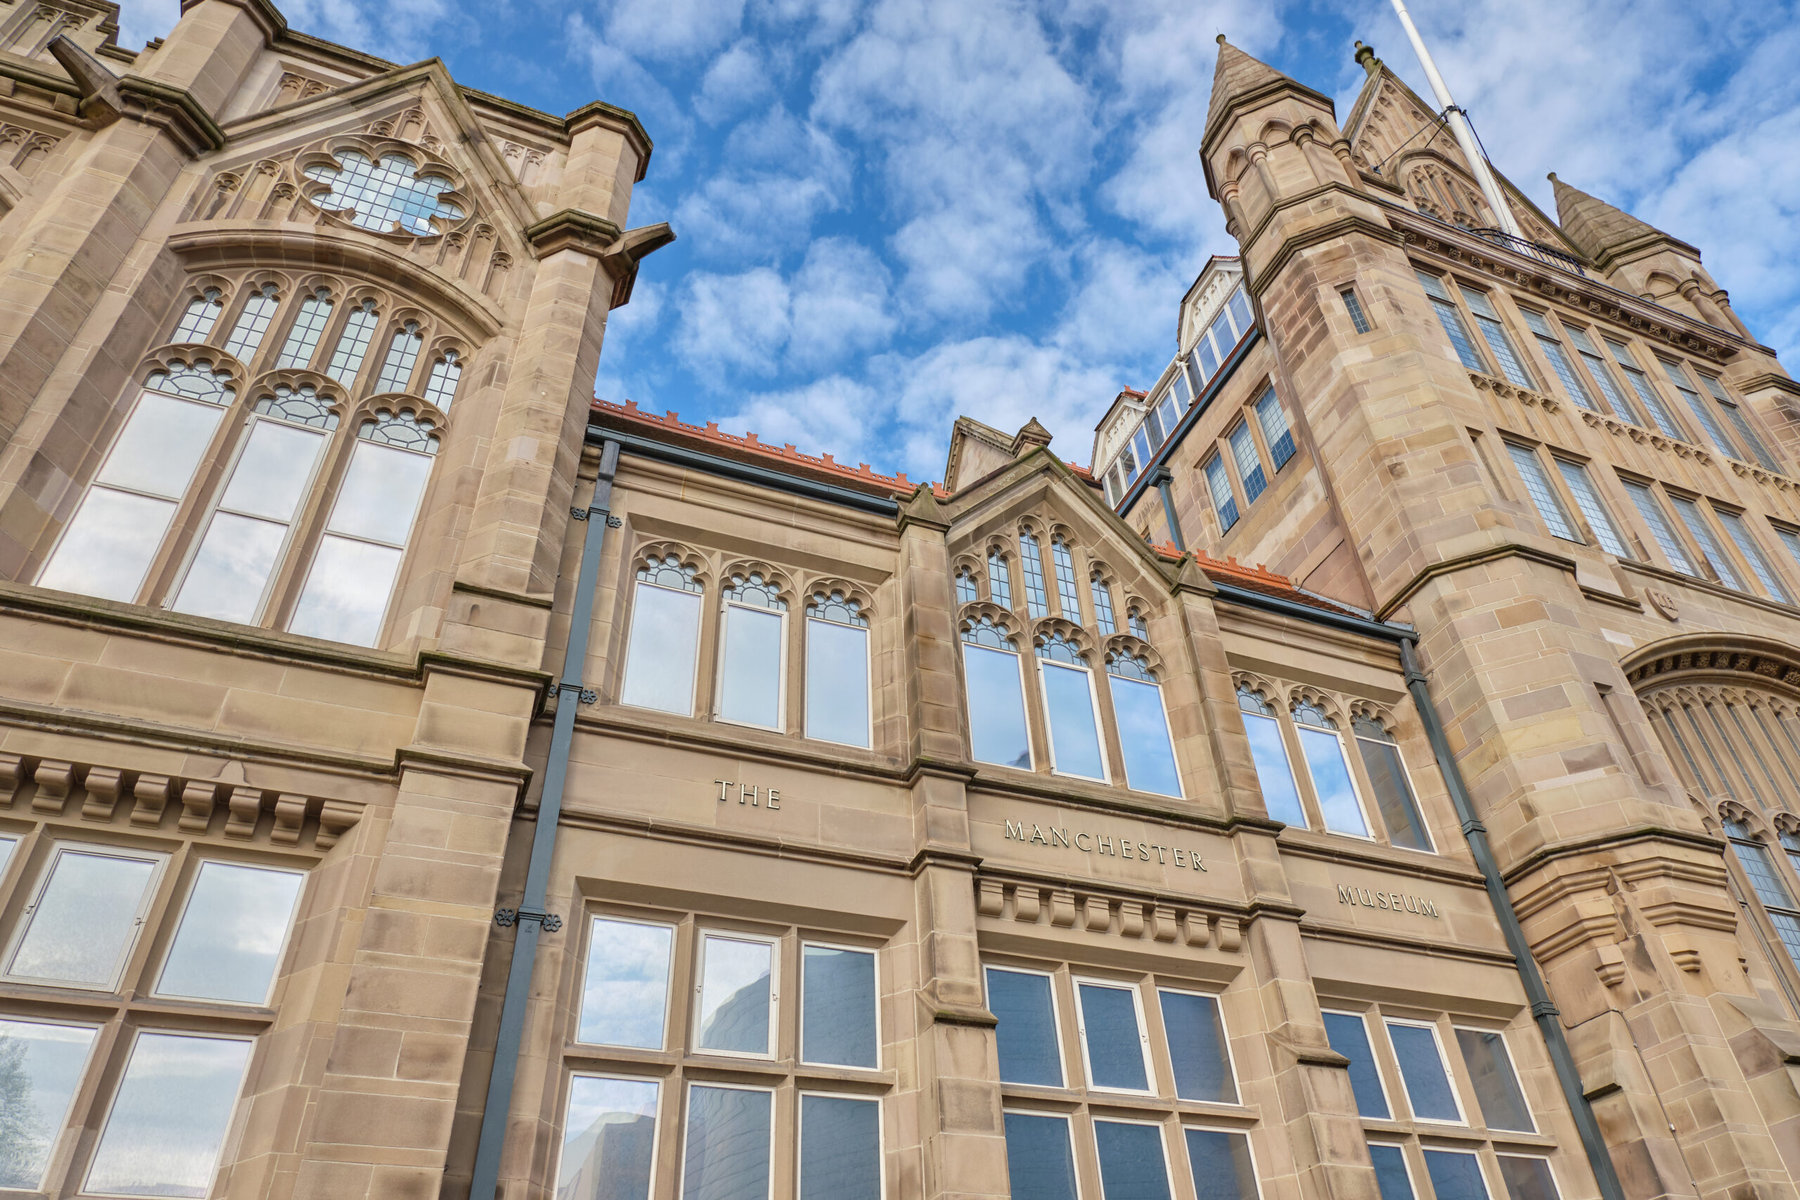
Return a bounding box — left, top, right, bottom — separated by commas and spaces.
1548, 172, 1699, 269
1203, 35, 1333, 147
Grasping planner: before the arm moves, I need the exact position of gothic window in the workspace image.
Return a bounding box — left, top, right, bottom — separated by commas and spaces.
1621, 480, 1696, 575
1090, 573, 1117, 634
374, 320, 424, 393
1723, 818, 1800, 972
1700, 373, 1781, 473
1660, 359, 1741, 460
1605, 341, 1686, 440
1563, 325, 1638, 423
1239, 685, 1305, 827
1127, 608, 1148, 642
171, 288, 224, 343
222, 283, 280, 363
1292, 702, 1372, 837
304, 149, 464, 237
422, 351, 462, 410
716, 572, 788, 731
1666, 495, 1742, 589
1255, 387, 1296, 469
805, 589, 870, 748
955, 567, 978, 606
275, 288, 334, 369
1018, 530, 1049, 619
1035, 632, 1105, 782
1519, 309, 1596, 410
326, 298, 380, 385
1353, 716, 1432, 852
962, 617, 1032, 770
1714, 509, 1793, 603
1108, 651, 1180, 797
1504, 443, 1580, 543
1050, 537, 1082, 622
619, 553, 705, 716
1459, 286, 1534, 390
1553, 459, 1631, 558
1415, 270, 1486, 373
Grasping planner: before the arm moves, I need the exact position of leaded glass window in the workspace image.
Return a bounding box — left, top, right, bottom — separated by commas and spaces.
1520, 310, 1595, 409
422, 351, 461, 410
1461, 286, 1534, 389
1018, 531, 1049, 618
223, 283, 279, 362
1714, 510, 1792, 603
374, 320, 423, 393
326, 298, 379, 385
1090, 573, 1116, 634
305, 149, 464, 236
1622, 481, 1695, 574
1701, 373, 1780, 472
170, 288, 224, 343
1667, 495, 1743, 589
1606, 340, 1685, 439
1343, 287, 1372, 333
1723, 818, 1800, 972
1554, 460, 1630, 558
987, 549, 1013, 609
1661, 359, 1741, 460
1416, 270, 1485, 372
1564, 326, 1636, 422
1505, 444, 1579, 542
1229, 421, 1266, 504
1256, 386, 1296, 468
1205, 453, 1239, 531
275, 288, 334, 369
1127, 608, 1147, 641
954, 567, 977, 605
1050, 537, 1082, 622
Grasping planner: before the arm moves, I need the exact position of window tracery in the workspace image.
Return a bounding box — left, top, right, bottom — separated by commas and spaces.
303, 149, 464, 237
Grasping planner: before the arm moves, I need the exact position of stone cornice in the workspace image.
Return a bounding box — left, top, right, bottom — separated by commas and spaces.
1740, 373, 1800, 401
117, 75, 225, 155
522, 207, 622, 258
1200, 75, 1336, 165
1620, 633, 1800, 694
181, 0, 287, 43
1372, 542, 1578, 623
564, 100, 654, 179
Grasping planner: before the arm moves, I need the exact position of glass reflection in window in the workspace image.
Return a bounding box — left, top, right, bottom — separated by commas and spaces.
1353, 716, 1433, 852
558, 1075, 659, 1200
84, 1032, 252, 1199
1323, 1011, 1389, 1119
1094, 1119, 1172, 1200
1185, 1128, 1257, 1200
1075, 979, 1150, 1092
1238, 687, 1305, 827
1386, 1020, 1463, 1123
1294, 702, 1371, 837
374, 320, 423, 393
1004, 1112, 1078, 1200
1454, 1028, 1534, 1132
963, 618, 1031, 770
305, 149, 464, 237
696, 933, 774, 1056
155, 862, 304, 1004
805, 590, 870, 748
683, 1084, 772, 1200
1160, 989, 1235, 1103
1109, 653, 1179, 797
717, 572, 786, 730
802, 943, 877, 1068
578, 916, 674, 1048
986, 966, 1062, 1086
5, 845, 163, 988
1423, 1149, 1491, 1200
0, 1018, 98, 1190
1037, 634, 1105, 781
223, 283, 280, 363
798, 1094, 880, 1200
1090, 573, 1117, 633
170, 289, 223, 344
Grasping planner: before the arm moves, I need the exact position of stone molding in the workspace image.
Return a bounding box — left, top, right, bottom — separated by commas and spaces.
975, 872, 1246, 952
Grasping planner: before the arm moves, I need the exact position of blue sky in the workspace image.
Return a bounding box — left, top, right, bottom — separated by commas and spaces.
120, 0, 1799, 484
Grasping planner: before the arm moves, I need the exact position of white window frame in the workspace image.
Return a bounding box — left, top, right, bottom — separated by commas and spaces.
799, 939, 882, 1070
0, 833, 17, 881
1091, 1114, 1176, 1200
84, 1028, 255, 1197
1494, 1152, 1563, 1200
963, 640, 1038, 772
692, 929, 780, 1060
1180, 1122, 1263, 1200
797, 1090, 885, 1200
576, 913, 677, 1050
1072, 975, 1155, 1095
619, 577, 704, 717
984, 963, 1067, 1089
1449, 1024, 1537, 1134
1037, 656, 1111, 784
556, 1072, 664, 1200
1000, 1108, 1083, 1199
2, 842, 169, 991
1421, 1146, 1494, 1200
1294, 716, 1377, 841
1239, 701, 1307, 829
679, 1079, 777, 1200
1110, 672, 1184, 800
151, 859, 306, 1007
1383, 1017, 1468, 1126
803, 611, 874, 749
1366, 1139, 1420, 1200
1156, 985, 1239, 1104
1321, 1007, 1394, 1119
1351, 722, 1437, 854
714, 589, 789, 732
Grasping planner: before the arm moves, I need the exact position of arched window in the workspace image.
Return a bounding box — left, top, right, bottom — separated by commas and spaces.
987, 550, 1014, 609
1353, 715, 1433, 851
1237, 685, 1304, 827
619, 553, 704, 716
1722, 817, 1800, 972
1292, 701, 1371, 837
805, 590, 870, 748
1034, 632, 1104, 781
962, 617, 1030, 770
326, 299, 380, 385
1127, 607, 1148, 642
1050, 537, 1082, 623
171, 289, 224, 343
304, 150, 464, 237
275, 288, 334, 369
374, 321, 423, 393
716, 572, 788, 731
222, 284, 280, 363
954, 568, 978, 606
1108, 651, 1179, 797
1018, 531, 1049, 619
422, 351, 461, 411
1089, 573, 1116, 635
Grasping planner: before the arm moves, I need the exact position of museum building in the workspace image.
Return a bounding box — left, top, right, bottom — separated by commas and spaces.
0, 4, 1797, 1200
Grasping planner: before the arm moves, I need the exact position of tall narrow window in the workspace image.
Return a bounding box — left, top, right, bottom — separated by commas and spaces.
1353, 716, 1433, 851
1228, 286, 1253, 336
1159, 989, 1235, 1102
986, 966, 1062, 1086
1520, 310, 1596, 409
1094, 1120, 1174, 1199
1228, 421, 1266, 503
1423, 1150, 1491, 1200
1127, 608, 1148, 641
1776, 527, 1800, 579
1050, 537, 1082, 621
954, 567, 977, 605
1075, 979, 1152, 1092
1018, 531, 1049, 618
1385, 1020, 1463, 1123
1607, 340, 1685, 439
170, 288, 224, 343
1238, 687, 1306, 827
1256, 386, 1296, 468
1036, 633, 1106, 782
173, 385, 338, 624
1714, 510, 1793, 603
1416, 270, 1485, 372
222, 283, 279, 362
987, 549, 1013, 609
798, 1093, 880, 1200
1323, 1011, 1390, 1118
695, 932, 776, 1056
801, 943, 877, 1068
1723, 818, 1800, 970
1209, 308, 1240, 360
0, 1018, 98, 1190
1701, 374, 1780, 472
1004, 1113, 1078, 1200
805, 589, 871, 748
1205, 453, 1239, 531
1564, 326, 1635, 422
422, 350, 461, 410
1453, 1028, 1534, 1132
1186, 1129, 1257, 1200
683, 1083, 772, 1200
1498, 1156, 1563, 1200
4, 845, 164, 989
1504, 444, 1580, 542
1108, 652, 1180, 797
1155, 392, 1180, 438
962, 618, 1031, 770
1131, 426, 1155, 475
38, 362, 234, 602
1460, 287, 1533, 388
1368, 1144, 1416, 1200
1622, 481, 1695, 574
274, 288, 334, 368
717, 572, 787, 730
326, 298, 379, 385
1660, 359, 1740, 459
1090, 573, 1117, 634
84, 1032, 253, 1199
1294, 701, 1371, 837
558, 1075, 660, 1200
1342, 287, 1372, 333
1553, 460, 1631, 558
616, 553, 704, 716
287, 412, 438, 646
154, 861, 305, 1005
374, 320, 423, 393
1667, 496, 1743, 589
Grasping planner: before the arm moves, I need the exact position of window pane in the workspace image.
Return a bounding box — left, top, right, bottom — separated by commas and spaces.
578, 917, 673, 1048
1113, 676, 1181, 797
620, 583, 703, 715
1161, 990, 1235, 1102
682, 1085, 771, 1200
1229, 423, 1266, 503
156, 862, 304, 1004
38, 487, 177, 601
1077, 981, 1149, 1091
0, 835, 12, 878
1623, 482, 1695, 574
1041, 661, 1105, 780
1669, 496, 1742, 588
1369, 1144, 1415, 1200
1554, 460, 1630, 558
964, 645, 1032, 769
7, 847, 159, 986
0, 1018, 98, 1190
805, 619, 870, 747
218, 420, 325, 520
1454, 1028, 1534, 1132
328, 440, 434, 545
1387, 1022, 1461, 1121
1323, 1012, 1389, 1118
1004, 1112, 1078, 1200
1299, 726, 1369, 836
1505, 444, 1579, 542
1423, 1150, 1490, 1200
718, 604, 783, 728
85, 1033, 252, 1199
172, 511, 289, 622
697, 935, 772, 1055
799, 1095, 880, 1200
1497, 1156, 1561, 1200
986, 967, 1062, 1086
1243, 711, 1306, 826
1185, 1128, 1256, 1200
97, 393, 226, 498
1095, 1120, 1172, 1200
802, 944, 877, 1068
287, 535, 404, 646
1357, 737, 1432, 851
558, 1075, 658, 1200
1716, 510, 1792, 602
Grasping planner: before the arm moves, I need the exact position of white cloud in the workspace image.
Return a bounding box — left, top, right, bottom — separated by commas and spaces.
788, 238, 896, 367
115, 0, 178, 48
697, 40, 773, 123
675, 267, 792, 374
604, 0, 749, 61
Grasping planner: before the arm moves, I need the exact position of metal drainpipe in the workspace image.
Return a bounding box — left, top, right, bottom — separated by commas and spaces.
1400, 640, 1627, 1200
1152, 467, 1186, 552
468, 437, 621, 1199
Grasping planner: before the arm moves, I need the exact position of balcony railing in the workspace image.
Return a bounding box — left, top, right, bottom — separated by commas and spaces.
1466, 226, 1587, 276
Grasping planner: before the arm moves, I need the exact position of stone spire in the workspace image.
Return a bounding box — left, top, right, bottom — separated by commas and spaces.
1548, 171, 1698, 270
1204, 35, 1331, 147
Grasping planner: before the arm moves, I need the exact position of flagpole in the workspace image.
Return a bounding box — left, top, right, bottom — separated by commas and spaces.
1388, 0, 1527, 240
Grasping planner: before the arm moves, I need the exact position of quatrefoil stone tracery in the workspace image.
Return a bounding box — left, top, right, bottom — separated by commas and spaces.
304, 149, 463, 237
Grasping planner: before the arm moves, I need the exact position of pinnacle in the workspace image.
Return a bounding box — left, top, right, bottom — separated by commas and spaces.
1205, 36, 1330, 144
1548, 172, 1676, 265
